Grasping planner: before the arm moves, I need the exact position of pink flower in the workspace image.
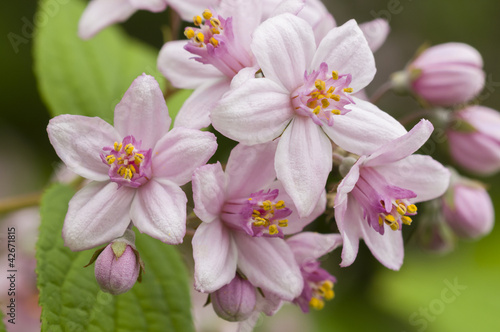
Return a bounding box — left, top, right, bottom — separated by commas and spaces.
78, 0, 220, 39
47, 74, 217, 251
447, 105, 500, 175
211, 274, 257, 322
394, 43, 485, 106
287, 232, 342, 312
335, 120, 450, 270
191, 142, 326, 301
157, 0, 305, 129
211, 13, 405, 217
442, 172, 494, 239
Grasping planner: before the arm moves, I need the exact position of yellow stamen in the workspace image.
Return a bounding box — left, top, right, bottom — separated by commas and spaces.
268, 224, 279, 235
331, 70, 339, 80
324, 289, 335, 300
307, 100, 318, 108
184, 28, 195, 39
407, 204, 417, 214
278, 219, 288, 227
396, 203, 407, 215
113, 142, 122, 152
343, 87, 353, 93
253, 217, 267, 227
331, 94, 340, 102
331, 109, 341, 115
202, 9, 212, 20
124, 144, 134, 155
194, 32, 204, 43
118, 166, 126, 176
309, 297, 325, 310
321, 99, 330, 108
210, 18, 221, 28
252, 209, 261, 216
210, 37, 219, 47
385, 214, 396, 223
129, 165, 136, 174
124, 168, 133, 180
315, 80, 326, 91
193, 15, 202, 26
105, 155, 116, 164
389, 220, 399, 231
211, 28, 220, 34
401, 216, 412, 225
262, 200, 272, 211
275, 200, 285, 209
311, 91, 320, 99
134, 153, 144, 164
313, 106, 321, 115
327, 86, 335, 94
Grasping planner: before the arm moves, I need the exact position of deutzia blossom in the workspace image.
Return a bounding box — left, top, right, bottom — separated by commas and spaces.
211, 13, 405, 217
78, 0, 220, 39
335, 120, 450, 270
47, 74, 217, 251
191, 142, 326, 301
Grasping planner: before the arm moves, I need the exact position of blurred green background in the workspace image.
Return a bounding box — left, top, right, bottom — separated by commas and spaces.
1, 0, 500, 331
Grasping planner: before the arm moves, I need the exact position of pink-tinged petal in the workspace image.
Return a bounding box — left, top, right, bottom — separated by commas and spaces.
174, 79, 230, 129
448, 131, 500, 174
225, 142, 278, 198
272, 0, 306, 16
269, 181, 326, 235
230, 65, 261, 90
218, 0, 262, 52
233, 232, 303, 300
211, 78, 293, 145
359, 19, 390, 53
130, 179, 187, 244
166, 0, 219, 21
255, 290, 283, 316
296, 0, 335, 44
237, 312, 260, 332
158, 41, 224, 89
358, 209, 404, 270
129, 0, 167, 11
311, 19, 376, 92
192, 163, 227, 223
365, 119, 434, 167
275, 117, 332, 217
335, 158, 362, 207
335, 196, 362, 267
251, 13, 316, 92
192, 219, 237, 293
63, 181, 135, 251
287, 232, 343, 265
114, 74, 170, 148
323, 97, 406, 156
459, 105, 500, 141
78, 0, 136, 39
48, 115, 121, 181
152, 127, 217, 185
374, 155, 450, 203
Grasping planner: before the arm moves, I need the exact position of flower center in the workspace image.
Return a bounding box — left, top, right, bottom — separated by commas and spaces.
378, 199, 418, 231
101, 136, 151, 188
309, 280, 335, 310
292, 62, 354, 126
183, 9, 252, 77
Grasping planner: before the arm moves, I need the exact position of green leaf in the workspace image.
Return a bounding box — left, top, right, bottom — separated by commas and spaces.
37, 183, 194, 332
166, 89, 193, 128
34, 0, 166, 123
0, 309, 5, 332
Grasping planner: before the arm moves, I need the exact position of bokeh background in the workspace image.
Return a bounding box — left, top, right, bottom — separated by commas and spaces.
1, 0, 500, 331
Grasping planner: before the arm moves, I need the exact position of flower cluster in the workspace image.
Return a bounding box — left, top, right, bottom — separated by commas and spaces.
44, 0, 497, 330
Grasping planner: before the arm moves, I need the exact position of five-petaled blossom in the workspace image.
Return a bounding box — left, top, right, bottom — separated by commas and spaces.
47, 74, 217, 251
335, 120, 450, 270
191, 141, 326, 302
211, 13, 405, 217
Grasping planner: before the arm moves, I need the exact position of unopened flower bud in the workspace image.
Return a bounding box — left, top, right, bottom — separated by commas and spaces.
447, 106, 500, 175
393, 43, 485, 106
442, 174, 494, 239
211, 274, 256, 322
94, 239, 141, 295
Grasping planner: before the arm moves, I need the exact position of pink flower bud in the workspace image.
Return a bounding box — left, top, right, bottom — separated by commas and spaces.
442, 180, 494, 239
211, 274, 256, 322
94, 243, 140, 295
447, 106, 500, 175
396, 43, 485, 106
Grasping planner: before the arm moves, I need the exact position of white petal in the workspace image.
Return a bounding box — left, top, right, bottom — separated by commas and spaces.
78, 0, 136, 39
192, 163, 227, 223
359, 18, 390, 53
287, 232, 343, 265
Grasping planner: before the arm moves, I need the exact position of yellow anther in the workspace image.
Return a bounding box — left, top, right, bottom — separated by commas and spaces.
323, 280, 334, 290
193, 15, 202, 26
211, 28, 220, 34
331, 94, 341, 102
396, 203, 407, 215
124, 144, 134, 155
332, 71, 339, 80
311, 91, 320, 99
117, 157, 124, 164
252, 209, 261, 216
307, 100, 318, 108
184, 28, 195, 39
113, 142, 122, 152
343, 87, 353, 93
315, 80, 326, 91
385, 214, 396, 223
275, 200, 285, 209
309, 297, 325, 310
105, 155, 116, 165
317, 94, 326, 99
390, 221, 400, 231
194, 32, 205, 43
324, 289, 335, 300
401, 216, 412, 225
321, 99, 330, 108
124, 168, 133, 180
202, 9, 212, 20
129, 165, 136, 174
210, 18, 221, 28
331, 109, 341, 115
313, 106, 321, 115
262, 200, 272, 211
268, 224, 279, 235
407, 204, 417, 214
134, 153, 144, 164
209, 37, 219, 47
278, 219, 288, 227
378, 215, 384, 226
118, 166, 126, 176
327, 86, 335, 94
